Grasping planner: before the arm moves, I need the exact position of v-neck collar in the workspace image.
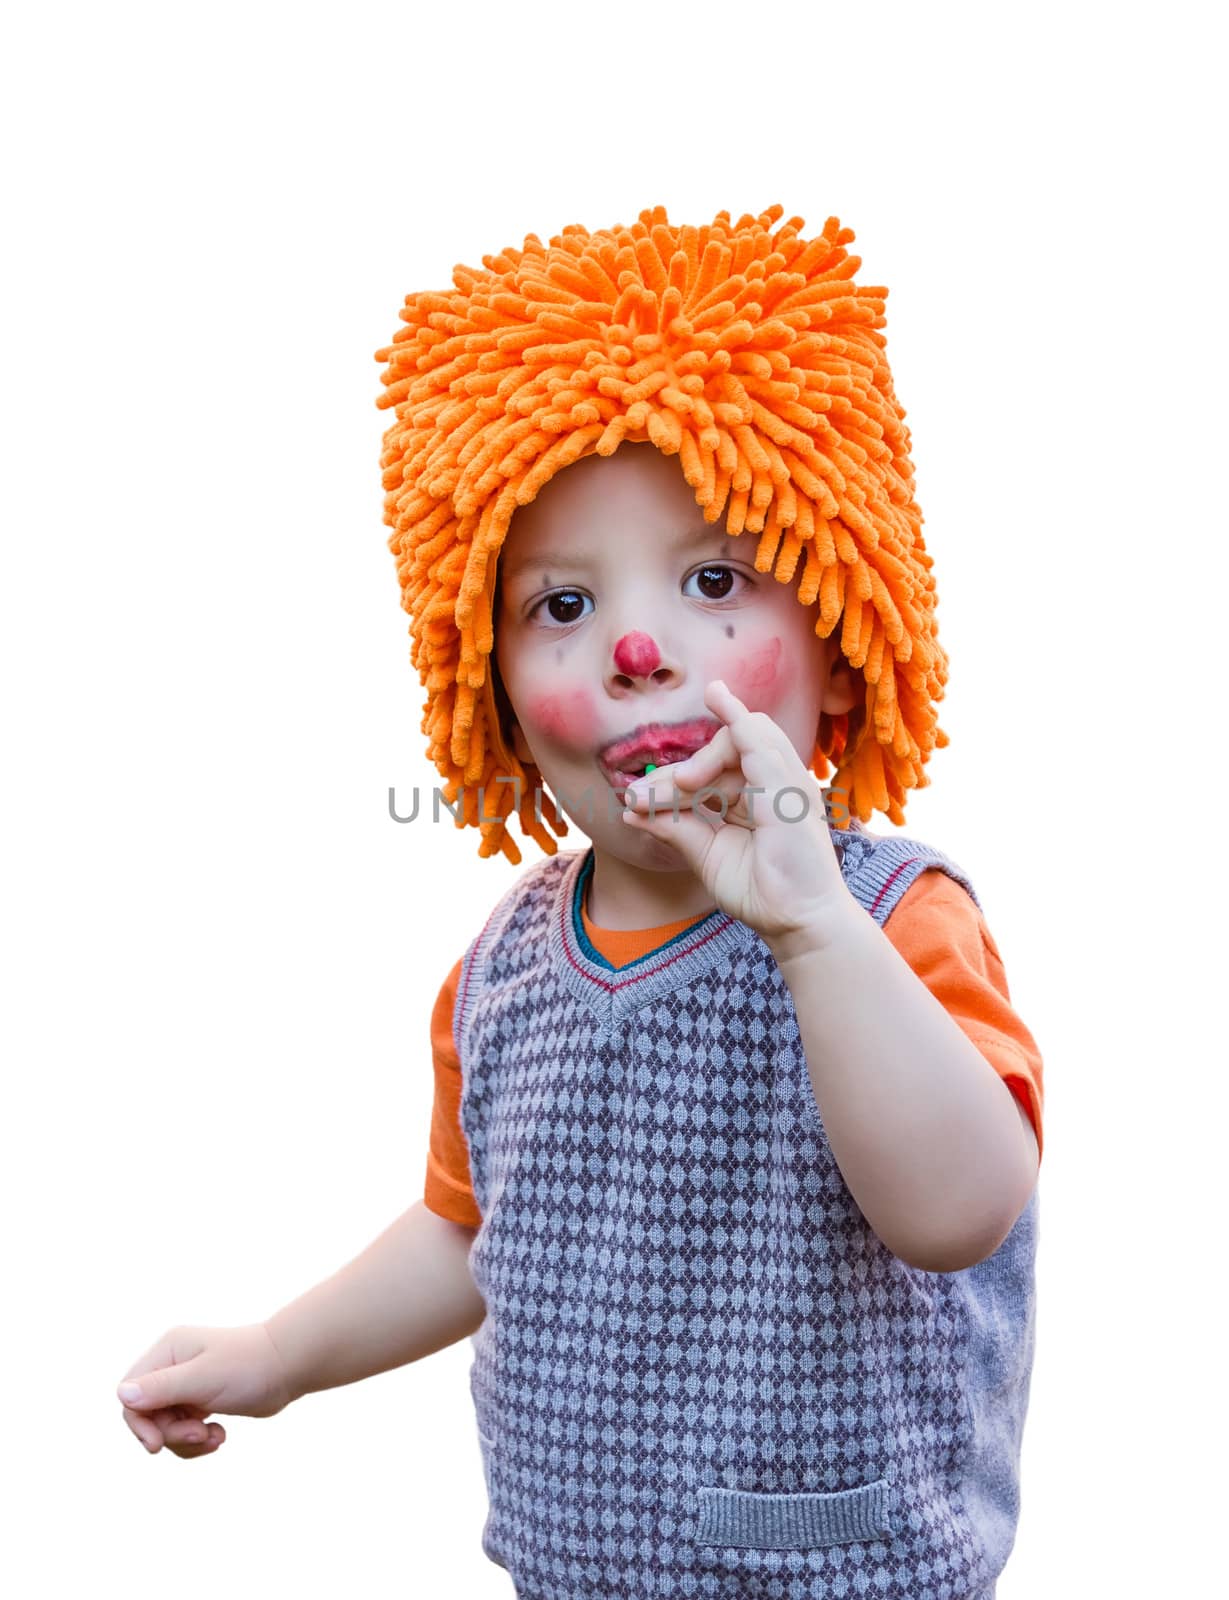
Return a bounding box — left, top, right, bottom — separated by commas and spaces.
574, 849, 718, 970
544, 816, 874, 1028
548, 848, 752, 1026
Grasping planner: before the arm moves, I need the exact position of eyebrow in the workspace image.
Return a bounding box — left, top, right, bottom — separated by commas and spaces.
500, 524, 732, 583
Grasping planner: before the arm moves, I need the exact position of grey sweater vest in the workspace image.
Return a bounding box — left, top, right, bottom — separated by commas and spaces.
455, 823, 1038, 1600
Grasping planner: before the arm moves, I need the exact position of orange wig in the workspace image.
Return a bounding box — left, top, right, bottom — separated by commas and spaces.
375, 203, 948, 864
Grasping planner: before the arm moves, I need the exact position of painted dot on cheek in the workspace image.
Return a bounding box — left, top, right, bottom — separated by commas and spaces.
724, 625, 735, 639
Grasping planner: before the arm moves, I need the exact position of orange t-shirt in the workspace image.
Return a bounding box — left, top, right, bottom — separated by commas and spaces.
423, 867, 1045, 1228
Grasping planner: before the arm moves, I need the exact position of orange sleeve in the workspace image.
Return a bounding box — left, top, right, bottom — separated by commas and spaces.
423, 956, 482, 1227
881, 868, 1045, 1164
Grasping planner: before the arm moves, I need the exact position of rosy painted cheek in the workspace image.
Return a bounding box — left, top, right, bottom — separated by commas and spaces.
523, 688, 596, 748
724, 637, 787, 711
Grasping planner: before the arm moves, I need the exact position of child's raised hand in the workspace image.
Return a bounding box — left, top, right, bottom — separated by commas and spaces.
621, 680, 850, 946
115, 1322, 294, 1458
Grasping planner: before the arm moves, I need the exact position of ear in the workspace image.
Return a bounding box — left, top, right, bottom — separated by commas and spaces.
488, 648, 535, 767
820, 641, 862, 719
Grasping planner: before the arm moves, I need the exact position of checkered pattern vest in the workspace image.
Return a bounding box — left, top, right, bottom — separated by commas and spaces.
455, 824, 1038, 1600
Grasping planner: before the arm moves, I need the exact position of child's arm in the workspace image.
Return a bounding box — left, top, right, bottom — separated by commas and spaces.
767, 911, 1038, 1275
622, 679, 1038, 1276
262, 1200, 486, 1404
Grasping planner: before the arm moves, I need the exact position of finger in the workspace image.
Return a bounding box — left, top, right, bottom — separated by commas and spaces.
629, 707, 786, 827
667, 726, 740, 791
626, 763, 746, 814
625, 723, 744, 804
702, 680, 793, 751
163, 1412, 214, 1447
702, 681, 805, 790
133, 1412, 224, 1458
122, 1404, 165, 1454
167, 1421, 223, 1457
693, 777, 752, 820
621, 700, 744, 794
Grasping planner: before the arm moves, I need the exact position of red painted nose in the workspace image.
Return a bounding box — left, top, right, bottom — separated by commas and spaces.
613, 631, 661, 678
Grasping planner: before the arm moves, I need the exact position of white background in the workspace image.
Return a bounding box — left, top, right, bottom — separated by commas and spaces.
4, 1, 1225, 1594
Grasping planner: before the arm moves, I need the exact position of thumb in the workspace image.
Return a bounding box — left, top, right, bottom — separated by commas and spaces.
117, 1363, 195, 1410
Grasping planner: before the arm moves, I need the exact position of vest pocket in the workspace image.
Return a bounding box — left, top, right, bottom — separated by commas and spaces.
696, 1478, 894, 1548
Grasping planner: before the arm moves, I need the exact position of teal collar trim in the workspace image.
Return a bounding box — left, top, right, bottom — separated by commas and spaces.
570, 848, 723, 973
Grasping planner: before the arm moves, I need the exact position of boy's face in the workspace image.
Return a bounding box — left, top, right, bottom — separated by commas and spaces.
494, 443, 858, 872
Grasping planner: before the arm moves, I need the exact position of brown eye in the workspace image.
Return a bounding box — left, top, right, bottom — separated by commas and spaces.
535, 590, 591, 625
686, 565, 738, 600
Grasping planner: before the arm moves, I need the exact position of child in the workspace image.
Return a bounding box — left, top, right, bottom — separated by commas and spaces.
117, 205, 1044, 1600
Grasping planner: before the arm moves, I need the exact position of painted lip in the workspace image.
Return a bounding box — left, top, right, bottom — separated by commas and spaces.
597, 717, 722, 789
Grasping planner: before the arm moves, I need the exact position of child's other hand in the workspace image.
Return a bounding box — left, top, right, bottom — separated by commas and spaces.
621, 680, 850, 943
115, 1322, 293, 1459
